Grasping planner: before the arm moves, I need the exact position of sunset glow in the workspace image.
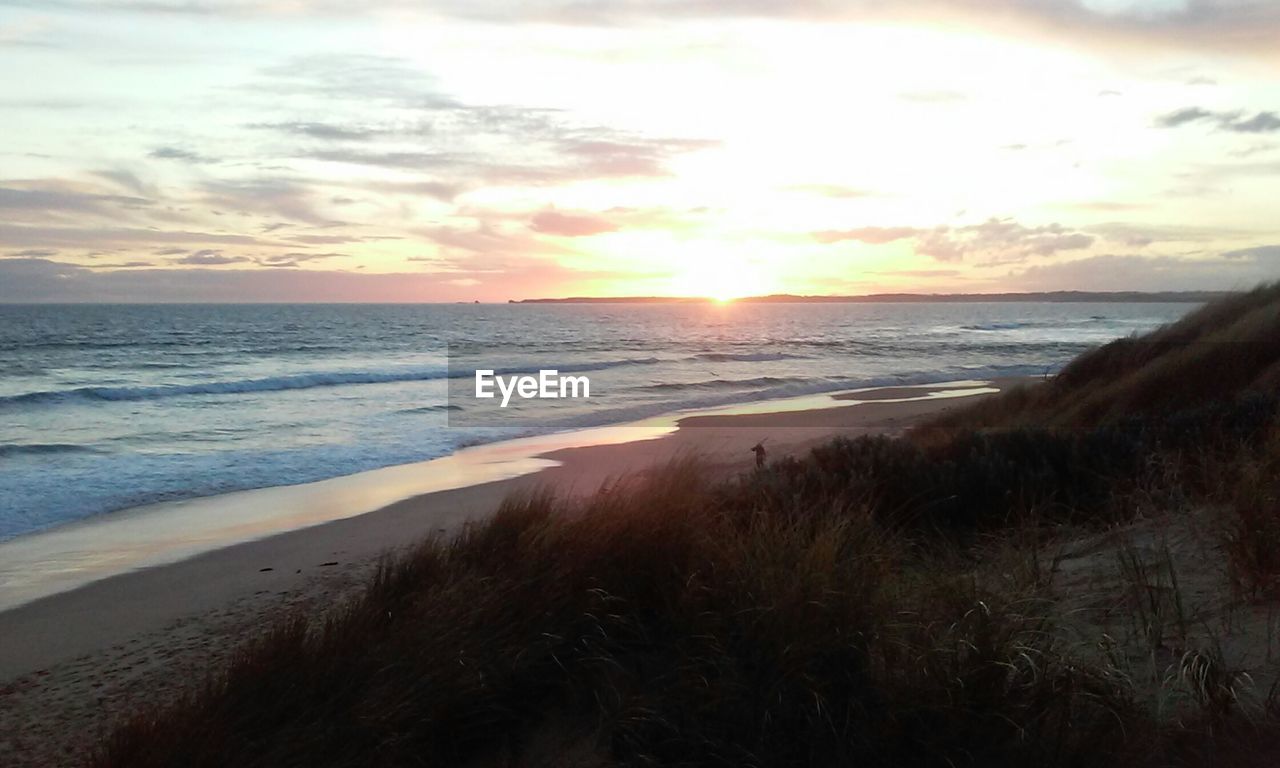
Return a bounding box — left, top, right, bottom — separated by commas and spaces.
2, 2, 1278, 301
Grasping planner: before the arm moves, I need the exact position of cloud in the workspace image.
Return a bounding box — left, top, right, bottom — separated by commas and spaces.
95, 260, 156, 268
871, 268, 964, 278
4, 248, 59, 258
814, 226, 920, 245
814, 218, 1095, 263
1156, 106, 1215, 128
249, 121, 389, 141
0, 256, 621, 303
1006, 252, 1280, 292
173, 249, 248, 265
0, 184, 150, 216
149, 146, 219, 163
287, 234, 368, 245
1156, 107, 1280, 133
1090, 221, 1251, 246
308, 148, 458, 171
249, 54, 716, 189
1222, 244, 1280, 261
1231, 113, 1280, 133
923, 220, 1094, 263
530, 210, 618, 237
276, 251, 347, 261
305, 135, 714, 184
557, 137, 715, 177
365, 180, 464, 201
90, 169, 157, 198
0, 222, 277, 248
417, 221, 558, 257
198, 179, 327, 224
255, 53, 460, 108
257, 251, 348, 268
15, 0, 1279, 60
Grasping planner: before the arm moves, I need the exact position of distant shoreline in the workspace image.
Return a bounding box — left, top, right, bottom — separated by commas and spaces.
511, 291, 1224, 304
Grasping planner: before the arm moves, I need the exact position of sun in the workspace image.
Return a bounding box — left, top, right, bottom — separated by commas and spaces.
670, 249, 774, 302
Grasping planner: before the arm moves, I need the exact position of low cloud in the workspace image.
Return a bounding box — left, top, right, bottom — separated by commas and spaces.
257, 251, 348, 268
0, 256, 622, 303
0, 183, 151, 216
1223, 244, 1280, 261
1090, 222, 1252, 247
0, 222, 278, 249
417, 221, 558, 257
249, 121, 388, 141
1007, 251, 1280, 292
306, 134, 715, 184
814, 226, 919, 245
530, 210, 617, 237
149, 146, 220, 163
173, 249, 248, 265
921, 221, 1094, 263
814, 218, 1095, 263
1157, 107, 1280, 134
90, 169, 156, 198
364, 180, 464, 202
199, 179, 328, 224
95, 260, 156, 268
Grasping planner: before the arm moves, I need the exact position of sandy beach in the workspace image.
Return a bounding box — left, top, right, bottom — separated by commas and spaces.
0, 379, 1020, 766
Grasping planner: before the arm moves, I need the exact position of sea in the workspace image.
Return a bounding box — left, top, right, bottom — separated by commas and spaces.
0, 301, 1197, 542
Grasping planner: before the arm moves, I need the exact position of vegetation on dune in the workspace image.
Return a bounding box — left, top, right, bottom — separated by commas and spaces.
94, 284, 1280, 767
920, 281, 1280, 432
95, 462, 1146, 768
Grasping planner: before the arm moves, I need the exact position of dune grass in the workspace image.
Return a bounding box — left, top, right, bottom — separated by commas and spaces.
97, 461, 1149, 768
918, 281, 1280, 433
93, 284, 1280, 767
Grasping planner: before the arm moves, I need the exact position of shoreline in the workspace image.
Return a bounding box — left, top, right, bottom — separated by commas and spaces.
0, 378, 1025, 683
0, 378, 1004, 615
0, 377, 1031, 766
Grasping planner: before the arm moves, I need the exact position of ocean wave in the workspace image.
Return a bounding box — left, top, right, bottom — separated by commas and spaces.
0, 368, 450, 407
690, 352, 811, 363
398, 404, 464, 414
0, 442, 101, 458
641, 376, 811, 392
959, 322, 1036, 331
0, 357, 664, 408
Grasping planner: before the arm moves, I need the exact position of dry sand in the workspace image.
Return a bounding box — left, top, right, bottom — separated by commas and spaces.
0, 379, 1019, 767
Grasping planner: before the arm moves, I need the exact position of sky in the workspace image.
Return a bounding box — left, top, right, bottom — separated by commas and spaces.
1, 0, 1278, 302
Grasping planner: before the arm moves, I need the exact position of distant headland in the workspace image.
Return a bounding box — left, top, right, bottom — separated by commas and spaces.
510, 291, 1227, 304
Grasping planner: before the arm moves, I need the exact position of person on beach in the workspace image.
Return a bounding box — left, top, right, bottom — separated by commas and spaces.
751, 441, 767, 469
